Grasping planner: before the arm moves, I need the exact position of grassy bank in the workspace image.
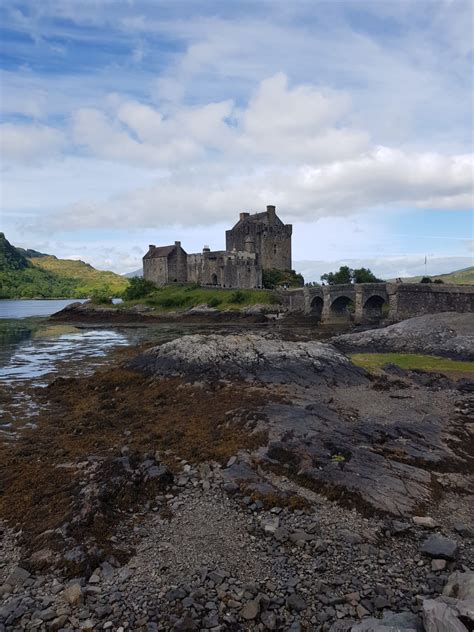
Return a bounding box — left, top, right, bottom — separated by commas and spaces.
120, 284, 280, 312
351, 352, 474, 375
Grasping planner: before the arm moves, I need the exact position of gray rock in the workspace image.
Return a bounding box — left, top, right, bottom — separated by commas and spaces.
421, 535, 459, 560
423, 598, 468, 632
443, 571, 474, 600
286, 593, 307, 612
333, 313, 474, 360
131, 333, 366, 386
5, 567, 30, 587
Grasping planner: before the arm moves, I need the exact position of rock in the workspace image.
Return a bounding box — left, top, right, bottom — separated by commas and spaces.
421, 535, 459, 560
48, 615, 69, 631
131, 333, 367, 386
352, 610, 421, 630
5, 567, 30, 587
443, 571, 474, 600
332, 312, 474, 360
453, 522, 474, 538
261, 610, 278, 630
286, 593, 307, 612
392, 521, 411, 535
262, 516, 280, 535
63, 583, 82, 606
240, 600, 260, 620
423, 598, 468, 632
431, 559, 447, 571
413, 516, 437, 528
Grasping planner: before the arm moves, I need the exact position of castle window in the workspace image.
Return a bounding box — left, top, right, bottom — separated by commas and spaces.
273, 245, 277, 254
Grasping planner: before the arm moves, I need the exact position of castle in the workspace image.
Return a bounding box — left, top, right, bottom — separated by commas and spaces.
143, 205, 292, 289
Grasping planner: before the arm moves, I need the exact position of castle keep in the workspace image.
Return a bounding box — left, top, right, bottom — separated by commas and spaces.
143, 205, 292, 289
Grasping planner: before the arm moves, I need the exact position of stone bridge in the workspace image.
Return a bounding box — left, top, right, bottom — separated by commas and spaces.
280, 282, 474, 324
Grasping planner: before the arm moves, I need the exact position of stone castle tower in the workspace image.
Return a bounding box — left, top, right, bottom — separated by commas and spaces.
143, 205, 292, 289
225, 205, 292, 270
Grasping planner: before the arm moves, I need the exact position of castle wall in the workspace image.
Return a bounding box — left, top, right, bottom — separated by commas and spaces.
187, 250, 262, 289
260, 225, 292, 270
143, 256, 168, 285
225, 214, 292, 271
166, 247, 188, 283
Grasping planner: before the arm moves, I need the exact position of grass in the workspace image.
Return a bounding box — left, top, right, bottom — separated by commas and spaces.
389, 265, 474, 285
120, 284, 279, 312
351, 352, 474, 375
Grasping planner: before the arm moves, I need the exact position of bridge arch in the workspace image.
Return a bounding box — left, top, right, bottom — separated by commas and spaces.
310, 295, 324, 320
362, 293, 387, 321
330, 295, 355, 320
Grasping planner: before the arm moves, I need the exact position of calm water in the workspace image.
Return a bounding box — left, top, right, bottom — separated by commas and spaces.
0, 299, 85, 319
0, 300, 191, 439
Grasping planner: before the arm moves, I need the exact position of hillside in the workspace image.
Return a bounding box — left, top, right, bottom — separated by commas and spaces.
31, 256, 128, 296
394, 266, 474, 285
0, 233, 128, 299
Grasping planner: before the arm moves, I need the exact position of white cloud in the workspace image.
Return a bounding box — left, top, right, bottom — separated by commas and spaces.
0, 123, 65, 165
40, 145, 472, 232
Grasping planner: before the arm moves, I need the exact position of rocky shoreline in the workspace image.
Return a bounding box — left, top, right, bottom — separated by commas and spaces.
1, 320, 473, 631
48, 301, 286, 326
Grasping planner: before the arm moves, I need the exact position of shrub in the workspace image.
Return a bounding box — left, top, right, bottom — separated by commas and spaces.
123, 277, 156, 300
420, 276, 432, 284
90, 290, 112, 305
207, 296, 222, 308
433, 279, 444, 284
229, 290, 246, 304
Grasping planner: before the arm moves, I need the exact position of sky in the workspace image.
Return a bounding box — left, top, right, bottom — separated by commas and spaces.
0, 0, 473, 280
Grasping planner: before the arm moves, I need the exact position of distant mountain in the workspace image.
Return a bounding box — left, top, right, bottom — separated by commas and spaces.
391, 266, 474, 285
124, 268, 142, 278
0, 233, 129, 299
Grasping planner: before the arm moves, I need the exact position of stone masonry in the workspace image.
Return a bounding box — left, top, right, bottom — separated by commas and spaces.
143, 205, 292, 289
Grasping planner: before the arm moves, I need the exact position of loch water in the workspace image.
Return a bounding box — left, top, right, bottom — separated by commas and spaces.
0, 300, 189, 439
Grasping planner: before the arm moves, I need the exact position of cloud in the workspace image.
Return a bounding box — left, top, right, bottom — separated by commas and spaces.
0, 122, 65, 164
72, 98, 234, 167
41, 145, 472, 231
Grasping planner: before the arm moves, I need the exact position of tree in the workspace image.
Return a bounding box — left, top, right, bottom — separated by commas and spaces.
352, 267, 383, 283
420, 277, 432, 284
123, 277, 156, 300
321, 266, 383, 285
262, 268, 304, 289
321, 265, 352, 285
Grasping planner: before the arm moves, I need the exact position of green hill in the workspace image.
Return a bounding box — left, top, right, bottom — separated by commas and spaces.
0, 233, 128, 299
394, 266, 474, 285
31, 256, 128, 296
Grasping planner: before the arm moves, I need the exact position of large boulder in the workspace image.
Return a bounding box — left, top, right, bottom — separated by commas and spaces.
131, 333, 367, 386
332, 312, 474, 360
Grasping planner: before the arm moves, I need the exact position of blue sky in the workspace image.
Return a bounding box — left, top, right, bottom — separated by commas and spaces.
0, 0, 472, 279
